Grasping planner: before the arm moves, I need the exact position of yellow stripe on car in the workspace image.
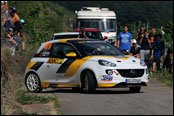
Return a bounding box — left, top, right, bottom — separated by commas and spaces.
41, 82, 50, 88
58, 38, 80, 43
64, 56, 91, 77
91, 56, 115, 58
57, 84, 79, 87
98, 83, 117, 87
27, 61, 37, 70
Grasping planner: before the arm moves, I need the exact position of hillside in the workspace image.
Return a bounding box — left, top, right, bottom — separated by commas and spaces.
53, 1, 173, 28
1, 1, 74, 115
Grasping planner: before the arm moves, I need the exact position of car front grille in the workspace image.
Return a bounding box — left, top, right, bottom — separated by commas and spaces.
116, 69, 144, 78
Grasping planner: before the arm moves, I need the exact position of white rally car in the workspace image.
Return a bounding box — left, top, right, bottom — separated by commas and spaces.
24, 38, 149, 93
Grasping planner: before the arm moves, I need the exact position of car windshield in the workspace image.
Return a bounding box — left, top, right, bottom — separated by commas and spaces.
54, 34, 79, 40
74, 41, 124, 57
85, 32, 103, 40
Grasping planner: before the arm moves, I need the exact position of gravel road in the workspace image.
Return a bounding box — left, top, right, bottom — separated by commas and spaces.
42, 77, 173, 115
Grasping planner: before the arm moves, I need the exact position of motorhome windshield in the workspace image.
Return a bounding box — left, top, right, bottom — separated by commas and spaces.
77, 19, 116, 32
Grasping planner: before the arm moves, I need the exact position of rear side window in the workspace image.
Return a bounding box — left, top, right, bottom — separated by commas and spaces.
34, 42, 52, 57
50, 43, 77, 58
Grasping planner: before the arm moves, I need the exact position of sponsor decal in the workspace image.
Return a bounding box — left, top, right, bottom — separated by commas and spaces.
47, 58, 64, 64
101, 75, 113, 82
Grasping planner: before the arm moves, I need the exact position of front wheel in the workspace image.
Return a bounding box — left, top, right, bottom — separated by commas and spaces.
129, 87, 141, 93
25, 73, 42, 93
84, 71, 96, 93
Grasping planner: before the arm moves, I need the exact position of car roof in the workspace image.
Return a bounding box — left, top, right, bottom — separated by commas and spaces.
53, 32, 79, 36
43, 38, 103, 44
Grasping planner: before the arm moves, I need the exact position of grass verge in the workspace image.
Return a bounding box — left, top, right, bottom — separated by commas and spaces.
15, 90, 61, 115
149, 69, 173, 88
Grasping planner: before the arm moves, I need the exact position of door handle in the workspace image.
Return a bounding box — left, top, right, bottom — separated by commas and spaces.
47, 64, 51, 68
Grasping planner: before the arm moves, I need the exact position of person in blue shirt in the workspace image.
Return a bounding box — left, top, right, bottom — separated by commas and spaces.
117, 25, 133, 54
150, 34, 165, 72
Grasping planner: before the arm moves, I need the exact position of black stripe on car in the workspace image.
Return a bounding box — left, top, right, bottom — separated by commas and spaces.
56, 58, 76, 73
30, 62, 44, 71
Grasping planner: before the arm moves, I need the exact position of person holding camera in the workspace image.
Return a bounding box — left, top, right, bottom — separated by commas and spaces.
77, 28, 89, 39
7, 28, 18, 55
139, 32, 152, 72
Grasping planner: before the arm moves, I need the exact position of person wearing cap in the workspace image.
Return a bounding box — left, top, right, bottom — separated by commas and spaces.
151, 34, 165, 72
130, 39, 141, 58
3, 7, 19, 29
9, 8, 20, 24
7, 28, 18, 55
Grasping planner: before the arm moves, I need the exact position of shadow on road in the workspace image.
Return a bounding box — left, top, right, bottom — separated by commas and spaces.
41, 88, 144, 95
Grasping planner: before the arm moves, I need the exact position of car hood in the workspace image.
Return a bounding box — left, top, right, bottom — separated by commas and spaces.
86, 55, 143, 69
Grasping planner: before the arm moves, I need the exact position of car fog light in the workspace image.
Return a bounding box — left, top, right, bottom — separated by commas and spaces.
146, 69, 149, 74
106, 70, 113, 75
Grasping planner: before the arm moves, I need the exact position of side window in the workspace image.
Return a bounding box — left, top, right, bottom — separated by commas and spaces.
34, 42, 52, 57
50, 43, 77, 58
42, 42, 52, 57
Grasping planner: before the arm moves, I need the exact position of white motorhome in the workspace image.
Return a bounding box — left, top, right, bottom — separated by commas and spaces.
75, 7, 117, 45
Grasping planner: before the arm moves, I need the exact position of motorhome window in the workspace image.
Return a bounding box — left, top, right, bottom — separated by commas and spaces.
106, 19, 116, 32
78, 19, 105, 31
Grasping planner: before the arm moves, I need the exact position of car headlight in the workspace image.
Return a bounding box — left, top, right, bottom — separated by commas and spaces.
98, 60, 116, 67
140, 61, 146, 66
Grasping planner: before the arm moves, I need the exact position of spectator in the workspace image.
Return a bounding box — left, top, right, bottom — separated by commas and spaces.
117, 25, 133, 55
130, 39, 141, 58
77, 28, 89, 39
2, 7, 13, 27
1, 1, 8, 13
151, 34, 165, 72
136, 25, 148, 45
14, 19, 26, 50
163, 47, 172, 73
148, 27, 158, 44
7, 28, 18, 55
139, 32, 152, 73
5, 7, 20, 29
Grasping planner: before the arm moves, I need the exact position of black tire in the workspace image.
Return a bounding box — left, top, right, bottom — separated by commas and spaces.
84, 71, 96, 93
25, 73, 42, 93
129, 87, 141, 93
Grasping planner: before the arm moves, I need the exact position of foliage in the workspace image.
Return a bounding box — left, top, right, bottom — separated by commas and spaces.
8, 1, 75, 44
149, 69, 173, 88
162, 21, 173, 47
53, 1, 173, 28
15, 90, 50, 105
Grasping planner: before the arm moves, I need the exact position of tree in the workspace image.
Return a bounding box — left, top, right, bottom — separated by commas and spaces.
163, 21, 173, 47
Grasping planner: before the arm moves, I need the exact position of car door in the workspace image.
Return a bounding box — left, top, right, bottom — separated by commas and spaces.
48, 43, 79, 83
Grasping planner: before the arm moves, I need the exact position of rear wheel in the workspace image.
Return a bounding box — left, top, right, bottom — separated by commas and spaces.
25, 73, 42, 93
84, 71, 96, 93
129, 87, 141, 93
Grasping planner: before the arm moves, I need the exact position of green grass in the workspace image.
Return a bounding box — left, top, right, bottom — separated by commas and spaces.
149, 69, 173, 88
12, 110, 38, 115
15, 90, 61, 114
15, 90, 50, 105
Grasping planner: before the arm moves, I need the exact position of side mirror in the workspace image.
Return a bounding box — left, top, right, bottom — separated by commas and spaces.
66, 52, 77, 57
104, 36, 108, 39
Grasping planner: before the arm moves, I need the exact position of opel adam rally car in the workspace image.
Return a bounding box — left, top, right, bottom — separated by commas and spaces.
25, 38, 149, 93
